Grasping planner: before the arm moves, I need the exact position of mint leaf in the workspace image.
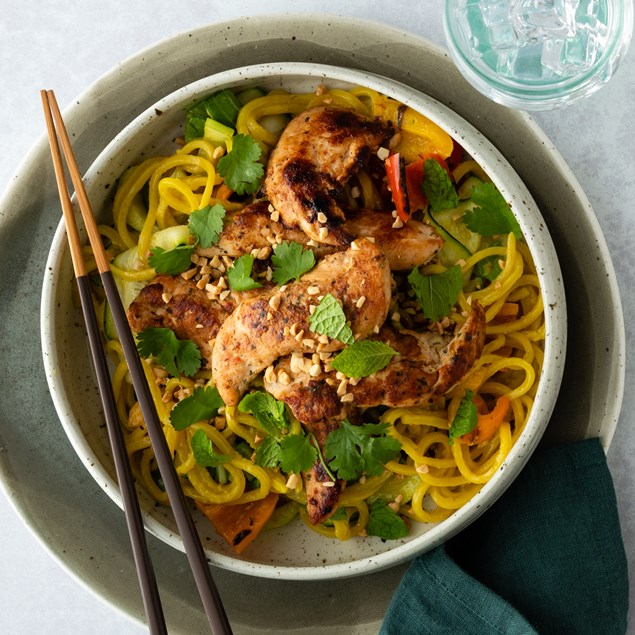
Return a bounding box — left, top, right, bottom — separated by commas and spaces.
148, 245, 195, 275
408, 265, 462, 322
217, 134, 264, 195
324, 420, 400, 481
463, 182, 522, 239
227, 254, 262, 291
271, 241, 316, 286
330, 340, 397, 378
191, 428, 231, 468
367, 501, 409, 540
136, 327, 201, 377
279, 434, 317, 474
448, 389, 478, 445
254, 435, 283, 469
188, 204, 226, 248
170, 386, 224, 431
308, 293, 354, 345
422, 159, 458, 212
238, 391, 289, 440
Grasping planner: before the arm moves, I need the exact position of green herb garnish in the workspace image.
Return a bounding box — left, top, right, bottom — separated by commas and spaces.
367, 501, 409, 540
422, 159, 459, 211
271, 241, 316, 285
308, 293, 354, 345
238, 391, 289, 439
448, 389, 478, 445
136, 327, 201, 377
463, 182, 522, 239
170, 386, 225, 431
188, 204, 226, 248
217, 134, 264, 195
148, 244, 195, 275
191, 428, 231, 468
408, 265, 462, 322
227, 254, 262, 291
330, 340, 398, 378
324, 420, 401, 481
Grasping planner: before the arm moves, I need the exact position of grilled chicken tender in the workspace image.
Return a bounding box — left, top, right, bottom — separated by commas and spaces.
126, 274, 238, 366
211, 238, 392, 406
304, 458, 346, 526
264, 303, 487, 425
264, 106, 392, 246
264, 303, 486, 525
199, 202, 443, 271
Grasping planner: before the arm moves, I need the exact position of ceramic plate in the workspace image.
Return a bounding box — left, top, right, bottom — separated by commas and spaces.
0, 15, 624, 634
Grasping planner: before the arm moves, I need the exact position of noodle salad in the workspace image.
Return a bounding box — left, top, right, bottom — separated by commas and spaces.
88, 82, 544, 553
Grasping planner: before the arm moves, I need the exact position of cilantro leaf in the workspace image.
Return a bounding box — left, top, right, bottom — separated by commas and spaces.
188, 204, 226, 248
271, 241, 316, 286
367, 501, 409, 540
136, 327, 201, 377
448, 389, 478, 445
170, 386, 224, 431
308, 294, 354, 345
254, 435, 283, 469
227, 254, 262, 291
238, 391, 289, 440
217, 134, 264, 195
148, 245, 195, 275
463, 182, 522, 239
422, 159, 459, 212
191, 428, 231, 468
279, 434, 318, 474
408, 265, 462, 322
324, 420, 401, 481
330, 340, 398, 378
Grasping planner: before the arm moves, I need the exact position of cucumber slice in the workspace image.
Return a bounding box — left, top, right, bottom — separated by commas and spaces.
427, 215, 470, 268
126, 192, 148, 232
430, 199, 482, 255
237, 87, 266, 105
260, 113, 289, 135
103, 302, 118, 340
457, 175, 483, 200
111, 225, 192, 309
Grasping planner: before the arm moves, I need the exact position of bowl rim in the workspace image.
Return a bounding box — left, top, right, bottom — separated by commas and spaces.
41, 61, 567, 580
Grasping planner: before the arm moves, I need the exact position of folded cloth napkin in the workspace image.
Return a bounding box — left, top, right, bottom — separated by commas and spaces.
380, 438, 629, 635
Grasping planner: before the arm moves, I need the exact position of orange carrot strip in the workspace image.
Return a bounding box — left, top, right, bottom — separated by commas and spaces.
197, 492, 279, 554
215, 184, 233, 200
493, 302, 520, 324
462, 395, 511, 446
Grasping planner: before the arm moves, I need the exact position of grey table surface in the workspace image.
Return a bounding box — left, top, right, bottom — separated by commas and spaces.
1, 1, 633, 633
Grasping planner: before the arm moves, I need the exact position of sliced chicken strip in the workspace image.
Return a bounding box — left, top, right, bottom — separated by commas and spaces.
264, 303, 486, 525
264, 106, 393, 246
264, 303, 487, 425
304, 458, 346, 526
344, 209, 443, 271
126, 274, 237, 367
211, 238, 391, 406
198, 203, 442, 271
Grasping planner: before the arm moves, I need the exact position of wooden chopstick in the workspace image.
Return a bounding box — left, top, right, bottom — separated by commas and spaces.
41, 90, 232, 635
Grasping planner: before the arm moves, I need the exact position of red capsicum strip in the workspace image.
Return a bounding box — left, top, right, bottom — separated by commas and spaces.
385, 153, 410, 222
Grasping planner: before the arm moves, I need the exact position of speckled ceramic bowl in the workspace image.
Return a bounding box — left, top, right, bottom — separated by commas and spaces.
41, 62, 566, 580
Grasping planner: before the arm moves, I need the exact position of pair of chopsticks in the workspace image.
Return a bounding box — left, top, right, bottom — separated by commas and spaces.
41, 90, 232, 635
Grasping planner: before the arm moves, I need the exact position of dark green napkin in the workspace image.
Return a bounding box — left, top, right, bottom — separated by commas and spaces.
381, 438, 629, 634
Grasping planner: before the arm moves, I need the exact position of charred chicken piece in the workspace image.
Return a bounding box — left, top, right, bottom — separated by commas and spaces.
264, 106, 393, 246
